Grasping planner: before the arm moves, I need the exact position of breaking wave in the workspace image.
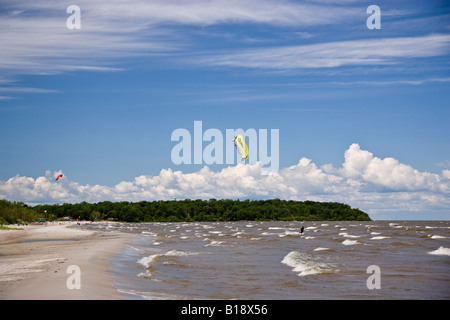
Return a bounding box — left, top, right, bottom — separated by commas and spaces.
342, 239, 360, 246
428, 246, 450, 256
281, 251, 332, 277
137, 250, 199, 268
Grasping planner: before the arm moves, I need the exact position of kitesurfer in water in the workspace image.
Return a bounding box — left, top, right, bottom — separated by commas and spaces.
300, 225, 304, 235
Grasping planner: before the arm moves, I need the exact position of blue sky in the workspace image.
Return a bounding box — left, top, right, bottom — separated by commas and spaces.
0, 0, 449, 220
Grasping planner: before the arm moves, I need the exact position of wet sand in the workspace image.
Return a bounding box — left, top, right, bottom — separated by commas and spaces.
0, 222, 135, 300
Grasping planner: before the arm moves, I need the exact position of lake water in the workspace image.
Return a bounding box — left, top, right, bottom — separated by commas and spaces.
81, 220, 450, 300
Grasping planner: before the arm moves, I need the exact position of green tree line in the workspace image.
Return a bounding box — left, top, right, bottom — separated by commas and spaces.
0, 199, 40, 225
28, 199, 371, 222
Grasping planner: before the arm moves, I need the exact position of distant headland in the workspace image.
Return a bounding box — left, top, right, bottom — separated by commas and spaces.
1, 199, 373, 223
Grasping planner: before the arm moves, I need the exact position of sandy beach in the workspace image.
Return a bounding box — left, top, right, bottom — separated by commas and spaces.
0, 222, 135, 300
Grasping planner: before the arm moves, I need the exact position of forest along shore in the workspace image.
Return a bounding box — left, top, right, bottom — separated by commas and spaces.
33, 199, 371, 222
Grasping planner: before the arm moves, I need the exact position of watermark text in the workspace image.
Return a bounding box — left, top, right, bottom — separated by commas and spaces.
171, 121, 279, 174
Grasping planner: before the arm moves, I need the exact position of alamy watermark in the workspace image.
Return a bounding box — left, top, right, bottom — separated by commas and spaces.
366, 5, 381, 30
66, 5, 81, 30
171, 121, 279, 174
366, 265, 381, 290
66, 265, 81, 290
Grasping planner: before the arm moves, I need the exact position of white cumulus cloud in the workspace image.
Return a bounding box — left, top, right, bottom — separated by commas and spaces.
341, 143, 444, 192
1, 144, 449, 218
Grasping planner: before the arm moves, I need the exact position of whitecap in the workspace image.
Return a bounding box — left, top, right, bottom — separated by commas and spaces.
204, 240, 226, 247
283, 230, 299, 237
261, 232, 278, 236
137, 272, 152, 278
339, 232, 361, 238
137, 250, 199, 268
389, 223, 399, 227
342, 239, 360, 246
428, 246, 450, 256
313, 247, 330, 251
281, 251, 331, 276
429, 235, 447, 239
138, 254, 161, 268
165, 250, 198, 257
370, 236, 390, 240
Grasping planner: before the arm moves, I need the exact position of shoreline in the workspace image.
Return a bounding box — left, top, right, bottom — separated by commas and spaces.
0, 221, 135, 300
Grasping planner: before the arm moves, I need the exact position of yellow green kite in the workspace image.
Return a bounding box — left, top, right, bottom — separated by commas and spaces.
233, 134, 249, 161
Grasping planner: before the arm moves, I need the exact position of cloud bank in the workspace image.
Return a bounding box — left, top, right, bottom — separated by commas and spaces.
1, 144, 449, 218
